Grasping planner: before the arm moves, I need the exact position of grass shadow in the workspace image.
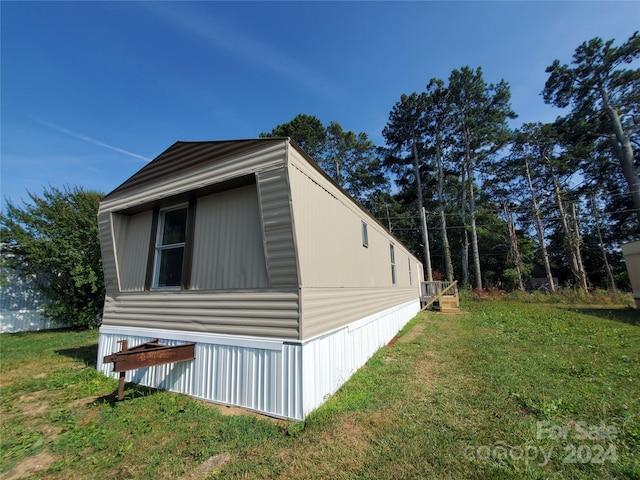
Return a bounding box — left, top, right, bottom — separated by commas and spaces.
93, 384, 161, 407
55, 344, 99, 368
561, 306, 640, 326
2, 326, 74, 337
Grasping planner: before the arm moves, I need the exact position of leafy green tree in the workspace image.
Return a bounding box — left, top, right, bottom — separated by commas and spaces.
512, 123, 588, 291
262, 114, 389, 210
507, 123, 558, 292
0, 186, 104, 329
543, 32, 640, 221
260, 113, 327, 159
382, 92, 432, 277
324, 121, 389, 208
447, 66, 516, 289
423, 79, 455, 281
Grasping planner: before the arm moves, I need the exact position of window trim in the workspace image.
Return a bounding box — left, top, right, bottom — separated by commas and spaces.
408, 257, 413, 286
152, 204, 188, 290
144, 201, 196, 291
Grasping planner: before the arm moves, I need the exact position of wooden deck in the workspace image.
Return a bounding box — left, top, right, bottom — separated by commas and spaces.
420, 280, 460, 313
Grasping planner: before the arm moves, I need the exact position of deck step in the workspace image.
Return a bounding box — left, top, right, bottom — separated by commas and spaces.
434, 296, 460, 313
439, 307, 460, 313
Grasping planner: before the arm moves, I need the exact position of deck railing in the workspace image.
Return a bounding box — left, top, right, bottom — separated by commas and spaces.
420, 280, 458, 298
420, 280, 459, 310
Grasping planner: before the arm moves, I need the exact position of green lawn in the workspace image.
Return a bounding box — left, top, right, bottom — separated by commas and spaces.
1, 298, 639, 479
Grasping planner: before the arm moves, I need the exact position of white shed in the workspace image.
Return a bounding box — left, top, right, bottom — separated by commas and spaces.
96, 138, 423, 419
0, 265, 53, 333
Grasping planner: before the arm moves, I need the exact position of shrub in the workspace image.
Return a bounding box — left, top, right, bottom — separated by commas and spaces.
1, 186, 105, 329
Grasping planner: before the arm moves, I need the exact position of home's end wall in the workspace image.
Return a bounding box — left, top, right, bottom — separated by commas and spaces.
98, 142, 301, 339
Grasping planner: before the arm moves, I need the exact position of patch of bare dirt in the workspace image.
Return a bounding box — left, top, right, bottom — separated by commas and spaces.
4, 451, 55, 480
67, 395, 102, 409
201, 401, 285, 425
211, 404, 255, 416
181, 453, 231, 480
39, 423, 63, 442
6, 392, 67, 444
17, 392, 50, 417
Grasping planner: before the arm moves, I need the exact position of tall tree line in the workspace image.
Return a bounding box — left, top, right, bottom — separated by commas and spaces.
263, 32, 638, 292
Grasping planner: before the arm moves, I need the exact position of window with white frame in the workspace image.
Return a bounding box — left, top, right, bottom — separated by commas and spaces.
362, 221, 368, 247
153, 205, 188, 288
390, 243, 396, 285
408, 257, 413, 286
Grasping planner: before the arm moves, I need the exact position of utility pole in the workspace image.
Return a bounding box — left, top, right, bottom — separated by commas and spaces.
422, 207, 433, 281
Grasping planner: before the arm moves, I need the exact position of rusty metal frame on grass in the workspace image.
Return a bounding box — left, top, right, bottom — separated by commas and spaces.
103, 339, 195, 400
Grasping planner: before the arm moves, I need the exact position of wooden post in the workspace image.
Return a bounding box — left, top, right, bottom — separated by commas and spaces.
116, 340, 128, 401
118, 373, 126, 401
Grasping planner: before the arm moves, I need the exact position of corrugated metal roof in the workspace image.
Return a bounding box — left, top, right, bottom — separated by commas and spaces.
103, 138, 288, 201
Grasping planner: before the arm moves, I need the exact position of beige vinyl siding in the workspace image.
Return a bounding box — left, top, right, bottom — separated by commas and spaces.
98, 138, 420, 341
98, 141, 302, 339
191, 185, 268, 290
98, 212, 119, 298
256, 167, 299, 288
112, 211, 153, 292
300, 288, 419, 338
288, 161, 371, 286
287, 150, 422, 340
100, 141, 287, 214
101, 290, 300, 338
288, 153, 417, 289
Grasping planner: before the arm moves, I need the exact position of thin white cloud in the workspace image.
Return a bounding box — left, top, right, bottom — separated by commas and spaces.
36, 119, 151, 162
145, 3, 343, 101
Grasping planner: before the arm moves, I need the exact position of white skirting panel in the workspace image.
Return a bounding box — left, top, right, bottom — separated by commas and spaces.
97, 299, 419, 420
97, 328, 303, 420
300, 299, 419, 417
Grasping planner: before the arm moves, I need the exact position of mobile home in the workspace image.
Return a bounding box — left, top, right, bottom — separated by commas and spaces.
97, 138, 423, 419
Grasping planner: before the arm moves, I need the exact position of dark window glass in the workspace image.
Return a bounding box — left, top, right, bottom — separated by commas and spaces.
157, 247, 184, 287
362, 222, 368, 247
162, 208, 187, 245
390, 244, 397, 285
154, 206, 188, 288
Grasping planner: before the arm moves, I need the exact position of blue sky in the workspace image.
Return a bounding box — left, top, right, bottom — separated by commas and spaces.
2, 1, 638, 206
